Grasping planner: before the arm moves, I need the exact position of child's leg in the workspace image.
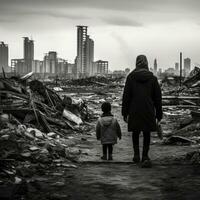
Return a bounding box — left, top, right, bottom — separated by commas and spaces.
101, 144, 107, 160
108, 144, 113, 160
108, 144, 113, 155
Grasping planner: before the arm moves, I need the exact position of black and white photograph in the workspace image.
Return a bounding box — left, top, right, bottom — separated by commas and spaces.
0, 0, 200, 199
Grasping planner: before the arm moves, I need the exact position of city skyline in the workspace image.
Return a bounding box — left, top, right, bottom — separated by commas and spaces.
9, 26, 109, 77
1, 0, 200, 70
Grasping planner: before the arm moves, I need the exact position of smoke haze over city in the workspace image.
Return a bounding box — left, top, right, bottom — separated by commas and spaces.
1, 0, 200, 70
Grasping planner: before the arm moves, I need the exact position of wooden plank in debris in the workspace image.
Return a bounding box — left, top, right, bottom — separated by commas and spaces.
37, 111, 52, 133
162, 96, 200, 100
163, 105, 200, 109
90, 81, 108, 86
191, 110, 200, 120
0, 90, 29, 100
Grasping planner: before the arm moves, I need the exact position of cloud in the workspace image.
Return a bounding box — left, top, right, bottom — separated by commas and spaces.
0, 18, 15, 23
103, 17, 142, 27
46, 12, 90, 20
0, 0, 200, 25
0, 0, 200, 12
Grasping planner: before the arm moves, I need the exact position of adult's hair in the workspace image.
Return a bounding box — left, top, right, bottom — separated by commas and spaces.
136, 55, 149, 70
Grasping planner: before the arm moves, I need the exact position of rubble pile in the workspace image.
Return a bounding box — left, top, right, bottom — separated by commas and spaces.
0, 76, 94, 134
162, 67, 200, 104
0, 121, 82, 199
63, 76, 125, 86
0, 75, 97, 192
159, 67, 200, 150
161, 106, 200, 143
58, 76, 125, 93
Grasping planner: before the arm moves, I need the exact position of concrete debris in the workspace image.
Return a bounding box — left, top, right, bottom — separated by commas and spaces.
163, 136, 196, 145
186, 150, 200, 164
63, 109, 83, 125
0, 76, 94, 134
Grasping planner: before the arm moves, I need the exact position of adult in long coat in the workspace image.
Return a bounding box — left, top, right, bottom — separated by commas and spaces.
122, 55, 162, 166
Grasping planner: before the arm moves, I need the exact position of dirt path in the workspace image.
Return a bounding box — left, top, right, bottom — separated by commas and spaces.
25, 107, 200, 200
78, 107, 195, 164
47, 164, 200, 200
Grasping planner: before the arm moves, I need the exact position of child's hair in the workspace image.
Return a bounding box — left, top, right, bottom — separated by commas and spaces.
101, 102, 111, 113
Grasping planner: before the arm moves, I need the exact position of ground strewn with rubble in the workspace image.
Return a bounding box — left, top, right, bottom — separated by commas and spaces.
1, 74, 200, 199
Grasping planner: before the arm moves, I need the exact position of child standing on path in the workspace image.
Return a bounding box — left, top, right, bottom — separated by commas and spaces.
96, 102, 122, 160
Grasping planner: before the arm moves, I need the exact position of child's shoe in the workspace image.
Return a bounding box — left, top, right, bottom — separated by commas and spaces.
101, 155, 107, 160
108, 154, 113, 160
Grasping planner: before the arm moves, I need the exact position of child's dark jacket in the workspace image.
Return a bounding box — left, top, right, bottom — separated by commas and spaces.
96, 115, 121, 145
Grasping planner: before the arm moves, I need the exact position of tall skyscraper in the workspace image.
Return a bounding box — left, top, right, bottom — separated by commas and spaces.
0, 42, 9, 73
86, 35, 94, 76
154, 58, 157, 75
23, 37, 34, 73
76, 26, 87, 77
184, 58, 191, 76
76, 26, 94, 78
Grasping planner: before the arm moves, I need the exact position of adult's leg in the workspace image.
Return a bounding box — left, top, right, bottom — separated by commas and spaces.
132, 131, 140, 162
142, 131, 151, 161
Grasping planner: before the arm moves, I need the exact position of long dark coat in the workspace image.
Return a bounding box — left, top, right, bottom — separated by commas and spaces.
122, 69, 162, 132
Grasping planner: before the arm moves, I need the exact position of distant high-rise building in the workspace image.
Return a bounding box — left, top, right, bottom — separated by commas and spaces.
0, 42, 9, 73
158, 68, 162, 76
23, 37, 34, 73
32, 60, 43, 74
184, 58, 191, 76
76, 26, 95, 78
175, 62, 179, 71
76, 26, 87, 77
175, 62, 179, 75
12, 59, 25, 74
86, 35, 94, 76
66, 63, 75, 79
43, 51, 57, 74
154, 59, 157, 75
93, 60, 108, 75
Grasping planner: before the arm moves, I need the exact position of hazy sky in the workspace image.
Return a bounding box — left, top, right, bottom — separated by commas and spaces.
1, 0, 200, 71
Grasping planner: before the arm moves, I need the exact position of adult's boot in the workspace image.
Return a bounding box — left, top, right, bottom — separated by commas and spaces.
141, 145, 152, 168
133, 145, 140, 163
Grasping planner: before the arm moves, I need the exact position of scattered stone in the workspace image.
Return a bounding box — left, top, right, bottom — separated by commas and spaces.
27, 128, 44, 139
21, 152, 31, 158
47, 132, 57, 138
15, 177, 22, 184
29, 146, 40, 151
62, 163, 78, 168
1, 134, 9, 140
51, 181, 65, 187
